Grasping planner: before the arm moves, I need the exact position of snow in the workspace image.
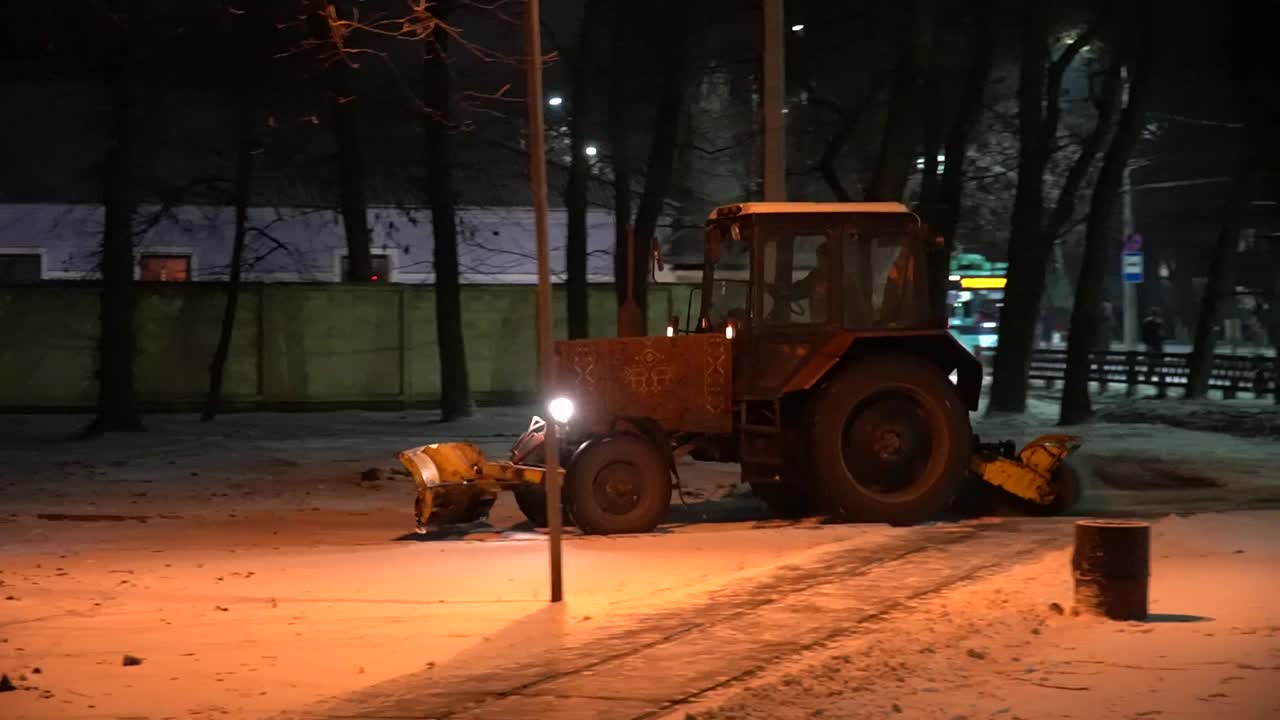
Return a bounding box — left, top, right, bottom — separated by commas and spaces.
669, 511, 1280, 720
0, 399, 1278, 717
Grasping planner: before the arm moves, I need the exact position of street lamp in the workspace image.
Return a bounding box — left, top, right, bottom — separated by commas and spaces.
585, 145, 598, 157
790, 23, 804, 32
547, 95, 563, 107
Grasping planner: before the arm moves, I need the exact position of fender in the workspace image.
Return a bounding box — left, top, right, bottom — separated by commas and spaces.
780, 330, 983, 411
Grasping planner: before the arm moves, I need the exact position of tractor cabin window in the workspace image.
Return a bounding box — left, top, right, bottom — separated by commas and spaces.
760, 233, 829, 324
843, 217, 929, 329
703, 220, 752, 329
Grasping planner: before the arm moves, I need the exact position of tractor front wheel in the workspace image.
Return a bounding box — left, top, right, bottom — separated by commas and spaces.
811, 354, 971, 526
566, 435, 672, 535
510, 445, 571, 529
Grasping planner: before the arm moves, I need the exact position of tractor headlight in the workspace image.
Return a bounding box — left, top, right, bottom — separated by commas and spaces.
548, 397, 575, 424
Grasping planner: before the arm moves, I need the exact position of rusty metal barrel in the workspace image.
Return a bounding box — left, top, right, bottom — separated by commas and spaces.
1071, 519, 1150, 620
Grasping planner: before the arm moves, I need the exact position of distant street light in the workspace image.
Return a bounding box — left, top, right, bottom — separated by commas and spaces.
584, 145, 598, 157
547, 96, 563, 107
790, 23, 804, 32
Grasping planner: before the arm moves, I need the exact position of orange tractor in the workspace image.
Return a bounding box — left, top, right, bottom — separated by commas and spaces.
400, 202, 1081, 534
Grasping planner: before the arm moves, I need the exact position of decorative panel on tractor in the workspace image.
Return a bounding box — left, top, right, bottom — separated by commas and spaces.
554, 335, 733, 434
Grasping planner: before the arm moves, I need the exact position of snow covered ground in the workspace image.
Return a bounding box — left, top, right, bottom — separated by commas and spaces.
668, 512, 1280, 720
0, 397, 1277, 718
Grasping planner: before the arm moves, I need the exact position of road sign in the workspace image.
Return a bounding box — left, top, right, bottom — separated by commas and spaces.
1122, 251, 1144, 284
1124, 232, 1143, 253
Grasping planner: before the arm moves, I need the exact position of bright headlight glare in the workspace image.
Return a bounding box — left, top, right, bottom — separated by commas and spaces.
548, 397, 575, 424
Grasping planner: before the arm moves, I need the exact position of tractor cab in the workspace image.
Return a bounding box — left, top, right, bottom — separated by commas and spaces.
695, 202, 973, 406
698, 202, 937, 338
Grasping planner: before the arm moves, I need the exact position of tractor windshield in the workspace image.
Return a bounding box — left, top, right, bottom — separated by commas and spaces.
701, 219, 751, 329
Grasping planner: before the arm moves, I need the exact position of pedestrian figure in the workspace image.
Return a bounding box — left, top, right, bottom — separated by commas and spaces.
1098, 300, 1114, 350
1095, 300, 1114, 391
1141, 307, 1167, 394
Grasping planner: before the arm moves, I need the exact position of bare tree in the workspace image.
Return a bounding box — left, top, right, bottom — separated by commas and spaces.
987, 8, 1101, 413
608, 0, 632, 319
304, 1, 374, 282
565, 0, 601, 339
1185, 130, 1256, 399
204, 4, 271, 422
920, 0, 995, 313
423, 3, 472, 419
866, 0, 933, 201
1060, 23, 1152, 425
628, 0, 692, 324
1187, 0, 1275, 398
90, 0, 144, 434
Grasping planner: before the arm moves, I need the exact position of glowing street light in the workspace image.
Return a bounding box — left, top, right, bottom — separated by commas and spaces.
584, 145, 598, 157
790, 23, 804, 32
547, 95, 563, 107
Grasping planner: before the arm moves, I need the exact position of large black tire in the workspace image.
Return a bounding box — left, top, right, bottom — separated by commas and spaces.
565, 435, 672, 535
510, 445, 571, 528
513, 485, 551, 527
811, 354, 971, 525
749, 481, 819, 518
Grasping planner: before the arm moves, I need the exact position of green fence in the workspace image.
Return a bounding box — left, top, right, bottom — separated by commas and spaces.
0, 283, 699, 410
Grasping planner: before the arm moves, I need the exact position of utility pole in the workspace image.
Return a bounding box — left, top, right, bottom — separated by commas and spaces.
762, 0, 786, 201
524, 0, 563, 603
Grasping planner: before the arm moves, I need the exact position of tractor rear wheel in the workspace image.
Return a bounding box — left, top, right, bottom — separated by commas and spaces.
565, 435, 671, 535
811, 354, 971, 525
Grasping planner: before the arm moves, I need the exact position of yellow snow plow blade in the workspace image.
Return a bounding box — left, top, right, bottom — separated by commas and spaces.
397, 442, 557, 530
970, 434, 1082, 505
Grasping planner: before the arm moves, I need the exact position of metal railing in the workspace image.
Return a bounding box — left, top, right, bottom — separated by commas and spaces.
977, 348, 1280, 403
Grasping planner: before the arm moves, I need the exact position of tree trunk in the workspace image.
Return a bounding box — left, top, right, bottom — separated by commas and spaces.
815, 79, 887, 203
921, 0, 998, 317
1042, 62, 1123, 245
1061, 41, 1153, 425
609, 0, 632, 312
565, 0, 599, 339
424, 8, 473, 420
987, 2, 1049, 413
989, 11, 1099, 413
818, 118, 854, 202
866, 0, 933, 201
203, 83, 256, 422
90, 0, 143, 434
934, 1, 993, 243
1186, 129, 1255, 399
630, 1, 691, 319
927, 0, 994, 302
309, 3, 372, 282
331, 62, 373, 281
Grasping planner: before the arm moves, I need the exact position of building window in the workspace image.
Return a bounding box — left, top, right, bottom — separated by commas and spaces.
340, 253, 390, 281
140, 255, 191, 282
0, 253, 42, 284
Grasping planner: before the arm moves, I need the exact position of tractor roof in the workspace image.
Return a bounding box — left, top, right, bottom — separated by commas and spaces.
707, 201, 911, 221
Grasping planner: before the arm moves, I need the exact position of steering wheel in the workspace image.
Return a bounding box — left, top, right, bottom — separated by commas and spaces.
764, 283, 808, 319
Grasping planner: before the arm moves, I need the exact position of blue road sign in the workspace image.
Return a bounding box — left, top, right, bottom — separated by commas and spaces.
1122, 251, 1144, 284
